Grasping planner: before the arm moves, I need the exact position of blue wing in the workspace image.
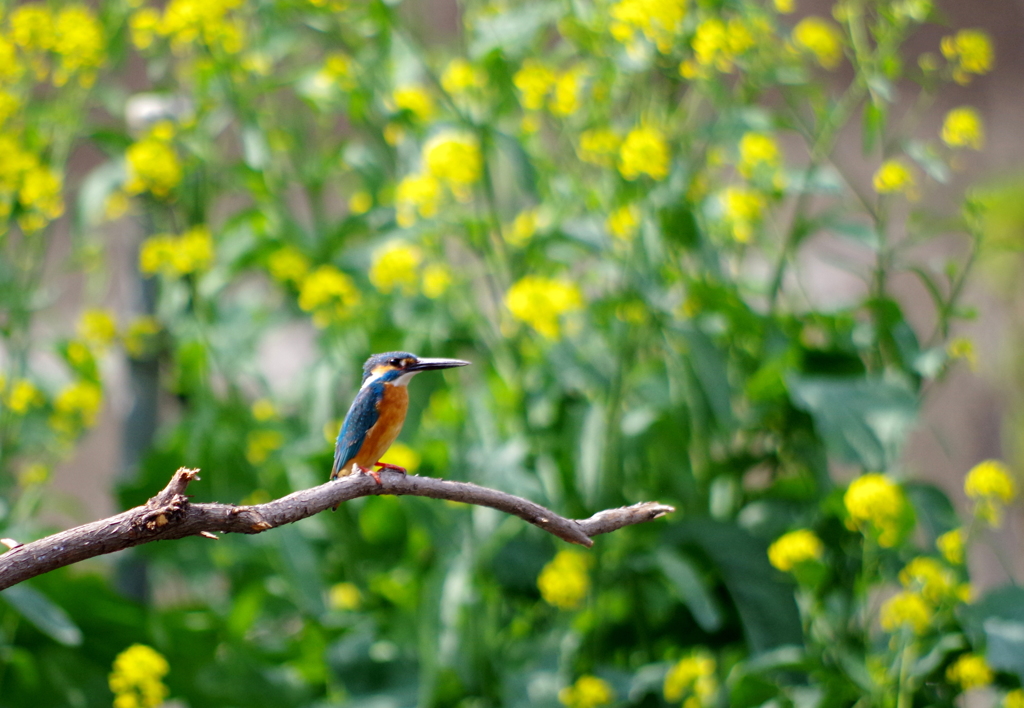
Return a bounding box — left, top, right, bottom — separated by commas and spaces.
331, 383, 382, 479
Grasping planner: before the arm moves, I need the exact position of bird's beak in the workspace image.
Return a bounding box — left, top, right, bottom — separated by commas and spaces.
407, 357, 471, 372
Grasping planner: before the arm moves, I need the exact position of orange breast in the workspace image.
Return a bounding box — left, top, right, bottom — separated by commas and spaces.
351, 384, 408, 469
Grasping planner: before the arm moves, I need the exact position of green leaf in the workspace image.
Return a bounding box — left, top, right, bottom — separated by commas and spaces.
671, 519, 803, 652
788, 375, 918, 470
961, 586, 1024, 682
1, 584, 83, 646
655, 548, 724, 632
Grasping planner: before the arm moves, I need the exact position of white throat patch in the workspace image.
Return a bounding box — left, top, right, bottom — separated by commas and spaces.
360, 369, 420, 390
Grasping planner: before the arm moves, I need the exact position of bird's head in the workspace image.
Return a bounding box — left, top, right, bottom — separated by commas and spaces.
360, 351, 471, 388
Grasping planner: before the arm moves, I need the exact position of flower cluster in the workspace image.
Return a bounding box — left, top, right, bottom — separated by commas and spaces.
664, 650, 718, 708
506, 275, 584, 340
4, 4, 105, 88
131, 0, 245, 55
369, 241, 451, 299
767, 529, 823, 572
964, 459, 1017, 527
297, 265, 361, 328
125, 124, 183, 199
609, 0, 686, 54
139, 226, 215, 277
537, 549, 592, 610
559, 675, 615, 708
940, 29, 994, 84
843, 473, 909, 547
108, 644, 170, 708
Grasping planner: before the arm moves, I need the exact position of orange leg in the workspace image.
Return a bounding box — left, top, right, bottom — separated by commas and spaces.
375, 462, 407, 475
354, 464, 383, 486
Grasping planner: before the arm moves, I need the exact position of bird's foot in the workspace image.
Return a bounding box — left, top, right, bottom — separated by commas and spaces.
356, 465, 383, 486
375, 462, 407, 475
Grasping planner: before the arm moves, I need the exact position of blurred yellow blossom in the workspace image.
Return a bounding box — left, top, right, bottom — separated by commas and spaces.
947, 337, 977, 369
687, 17, 755, 75
607, 205, 640, 242
328, 582, 362, 611
937, 528, 965, 565
52, 6, 105, 86
537, 549, 591, 609
422, 263, 452, 298
442, 58, 485, 95
844, 473, 908, 547
792, 17, 843, 69
550, 66, 588, 116
880, 591, 932, 635
53, 380, 103, 428
872, 159, 916, 195
158, 0, 245, 54
767, 529, 823, 572
321, 52, 356, 90
379, 442, 421, 473
899, 557, 957, 603
619, 125, 670, 181
105, 191, 132, 221
6, 379, 43, 414
78, 309, 117, 347
123, 316, 162, 359
578, 128, 621, 167
19, 463, 50, 487
139, 226, 215, 277
267, 245, 310, 285
10, 5, 53, 52
964, 459, 1016, 527
941, 29, 994, 84
774, 0, 795, 12
395, 173, 441, 227
664, 650, 717, 707
507, 209, 539, 247
941, 107, 985, 150
392, 85, 435, 122
18, 165, 64, 225
246, 429, 284, 464
738, 132, 782, 179
349, 191, 373, 215
559, 675, 615, 708
513, 59, 555, 111
251, 398, 277, 422
130, 8, 161, 50
424, 132, 482, 198
1005, 689, 1024, 708
125, 133, 182, 199
298, 265, 361, 327
506, 275, 583, 339
946, 653, 994, 690
66, 341, 94, 369
369, 241, 423, 295
609, 0, 687, 55
722, 186, 766, 243
109, 644, 170, 708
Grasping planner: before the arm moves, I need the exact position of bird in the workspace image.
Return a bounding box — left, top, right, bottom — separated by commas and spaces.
331, 351, 470, 485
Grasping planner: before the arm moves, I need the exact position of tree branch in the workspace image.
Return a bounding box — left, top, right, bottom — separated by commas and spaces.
0, 467, 675, 590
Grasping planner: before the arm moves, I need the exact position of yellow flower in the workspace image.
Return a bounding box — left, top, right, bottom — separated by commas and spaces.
66, 341, 94, 368
559, 675, 616, 708
0, 90, 21, 126
349, 191, 373, 215
321, 52, 356, 90
880, 591, 932, 635
125, 134, 182, 199
109, 644, 170, 708
10, 5, 53, 52
537, 549, 592, 610
392, 85, 435, 122
513, 59, 555, 111
1005, 689, 1024, 708
506, 275, 584, 340
251, 398, 277, 421
395, 173, 442, 227
78, 309, 117, 347
792, 17, 843, 69
298, 265, 361, 327
19, 463, 49, 487
507, 210, 538, 247
947, 337, 977, 369
159, 0, 245, 54
609, 0, 687, 55
721, 186, 766, 243
423, 132, 483, 198
607, 205, 641, 242
965, 459, 1016, 527
578, 128, 621, 167
369, 241, 422, 295
422, 263, 452, 298
6, 379, 44, 414
130, 8, 162, 50
946, 653, 994, 691
53, 380, 103, 427
767, 529, 823, 572
52, 6, 105, 86
872, 159, 916, 195
774, 0, 795, 13
328, 582, 362, 611
550, 66, 588, 117
378, 442, 421, 473
941, 29, 994, 84
844, 473, 908, 547
899, 557, 957, 603
619, 125, 671, 181
689, 17, 755, 74
18, 165, 64, 222
941, 107, 985, 150
123, 316, 162, 358
936, 528, 965, 565
738, 132, 782, 179
246, 429, 284, 464
664, 650, 717, 706
441, 58, 484, 95
139, 226, 215, 277
267, 245, 310, 284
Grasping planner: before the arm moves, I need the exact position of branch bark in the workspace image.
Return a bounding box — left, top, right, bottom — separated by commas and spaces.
0, 467, 675, 591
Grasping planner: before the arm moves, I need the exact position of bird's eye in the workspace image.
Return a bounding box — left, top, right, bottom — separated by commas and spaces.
390, 358, 402, 367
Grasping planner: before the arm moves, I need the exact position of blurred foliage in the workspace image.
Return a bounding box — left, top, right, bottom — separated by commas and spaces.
0, 0, 1017, 707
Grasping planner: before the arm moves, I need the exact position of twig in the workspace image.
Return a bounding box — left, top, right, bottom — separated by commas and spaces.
0, 467, 674, 591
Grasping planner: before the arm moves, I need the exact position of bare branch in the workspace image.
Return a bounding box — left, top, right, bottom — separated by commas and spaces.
0, 467, 674, 590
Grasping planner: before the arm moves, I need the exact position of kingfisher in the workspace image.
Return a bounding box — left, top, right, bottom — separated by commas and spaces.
331, 351, 470, 484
